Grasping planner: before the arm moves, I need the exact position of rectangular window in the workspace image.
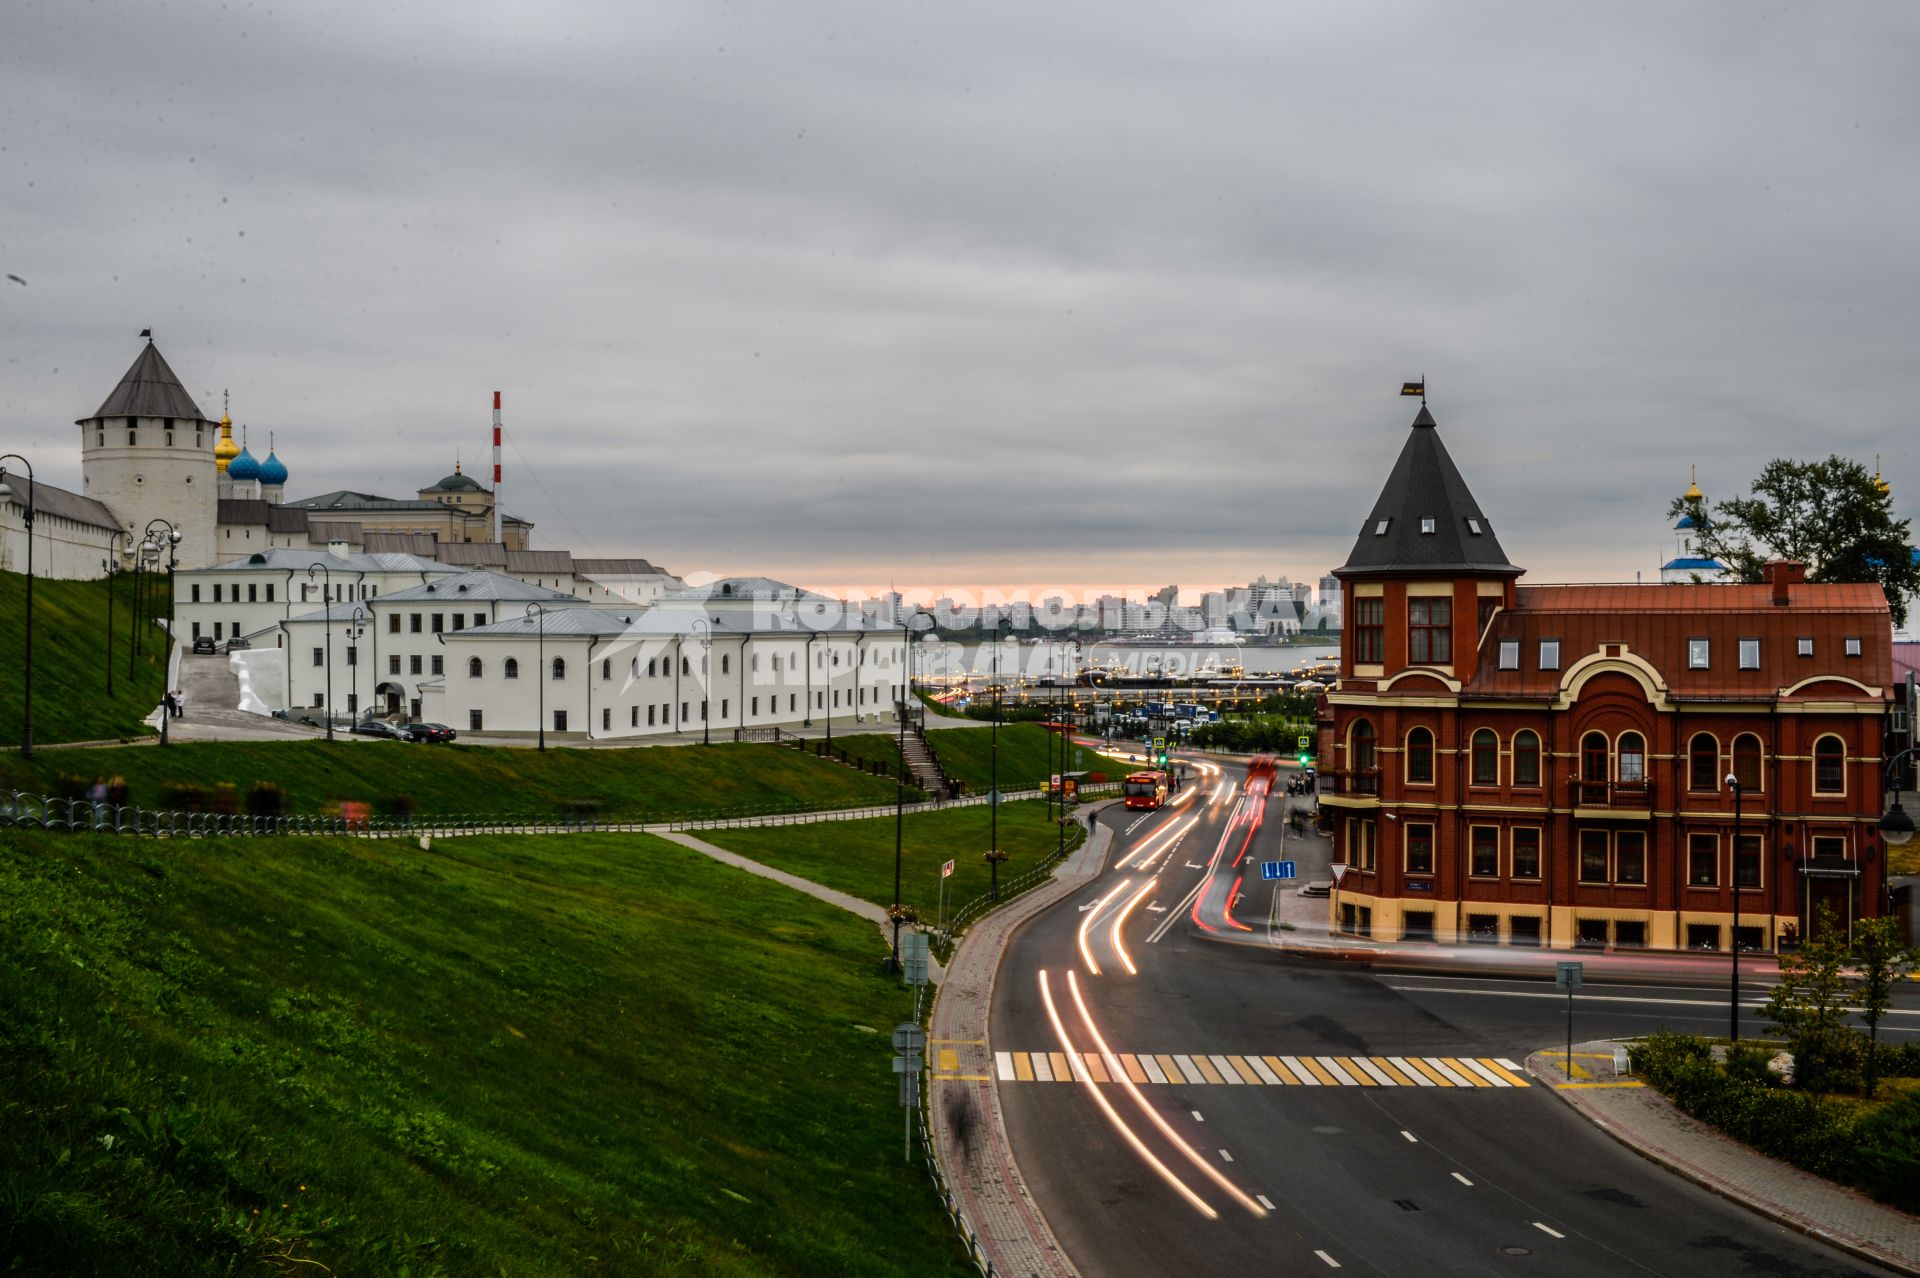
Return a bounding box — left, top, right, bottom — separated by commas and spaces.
1797, 636, 1813, 657
409, 655, 422, 675
191, 583, 201, 602
346, 692, 357, 713
452, 614, 464, 631
430, 655, 443, 676
346, 646, 357, 667
265, 584, 275, 603
603, 708, 611, 731
1615, 832, 1646, 885
1689, 834, 1718, 886
1374, 519, 1391, 535
431, 614, 444, 633
681, 701, 688, 722
1354, 597, 1385, 663
1811, 834, 1847, 862
247, 584, 258, 603
1688, 637, 1710, 668
410, 613, 422, 634
1511, 828, 1541, 879
191, 622, 201, 639
312, 647, 324, 668
389, 614, 401, 634
214, 623, 223, 640
1538, 639, 1560, 670
474, 613, 485, 627
1738, 638, 1760, 670
1578, 830, 1610, 883
1498, 640, 1519, 670
470, 709, 483, 731
389, 654, 401, 675
213, 584, 222, 603
630, 706, 639, 727
1470, 827, 1499, 877
1735, 833, 1762, 889
1405, 823, 1434, 875
752, 696, 759, 715
648, 705, 656, 726
554, 710, 568, 732
1407, 597, 1451, 664
1478, 597, 1498, 635
1845, 636, 1862, 657
1419, 517, 1436, 535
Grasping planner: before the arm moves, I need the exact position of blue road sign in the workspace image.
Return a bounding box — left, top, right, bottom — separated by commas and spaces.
1278, 860, 1297, 880
1262, 860, 1299, 881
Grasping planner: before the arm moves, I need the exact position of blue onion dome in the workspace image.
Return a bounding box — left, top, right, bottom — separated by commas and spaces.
258, 450, 288, 485
228, 445, 261, 481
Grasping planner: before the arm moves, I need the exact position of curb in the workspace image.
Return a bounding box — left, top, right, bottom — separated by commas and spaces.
1525, 1047, 1920, 1277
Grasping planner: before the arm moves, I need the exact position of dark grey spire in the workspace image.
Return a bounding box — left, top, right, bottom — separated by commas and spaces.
1336, 404, 1522, 579
79, 340, 212, 424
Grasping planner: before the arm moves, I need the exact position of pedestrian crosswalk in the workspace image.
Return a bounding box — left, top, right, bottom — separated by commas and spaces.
993, 1051, 1530, 1089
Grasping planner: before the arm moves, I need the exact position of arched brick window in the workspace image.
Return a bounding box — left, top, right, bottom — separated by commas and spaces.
1581, 732, 1609, 784
1513, 730, 1541, 787
1814, 736, 1845, 794
1689, 733, 1718, 791
1471, 729, 1499, 786
1406, 727, 1434, 784
1733, 734, 1763, 791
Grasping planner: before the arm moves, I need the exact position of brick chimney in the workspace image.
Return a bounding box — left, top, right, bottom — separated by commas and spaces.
1764, 559, 1807, 606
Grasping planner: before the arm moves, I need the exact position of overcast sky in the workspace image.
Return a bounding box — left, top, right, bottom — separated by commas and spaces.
2, 1, 1915, 603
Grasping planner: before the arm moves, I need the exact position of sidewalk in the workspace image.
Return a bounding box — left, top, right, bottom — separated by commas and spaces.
1529, 1039, 1920, 1276
924, 804, 1115, 1278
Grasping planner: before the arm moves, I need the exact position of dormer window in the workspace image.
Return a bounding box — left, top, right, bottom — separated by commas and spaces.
1466, 518, 1483, 535
1373, 519, 1391, 536
1420, 517, 1436, 535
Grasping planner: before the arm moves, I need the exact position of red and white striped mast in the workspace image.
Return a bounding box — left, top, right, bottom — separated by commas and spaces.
491, 391, 503, 544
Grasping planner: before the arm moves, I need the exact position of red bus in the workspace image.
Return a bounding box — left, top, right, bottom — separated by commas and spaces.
1123, 770, 1170, 810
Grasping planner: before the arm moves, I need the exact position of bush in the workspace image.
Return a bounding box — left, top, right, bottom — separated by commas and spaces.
246, 782, 286, 818
1723, 1042, 1780, 1089
1849, 1092, 1920, 1214
1632, 1032, 1854, 1177
158, 782, 211, 812
1876, 1041, 1920, 1080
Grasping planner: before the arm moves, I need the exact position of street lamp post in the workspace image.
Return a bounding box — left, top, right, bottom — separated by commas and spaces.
0, 456, 37, 757
695, 617, 712, 746
349, 606, 367, 723
1059, 639, 1080, 860
804, 631, 817, 727
526, 602, 547, 751
142, 519, 182, 747
1881, 747, 1918, 851
105, 530, 134, 698
307, 563, 335, 741
890, 608, 933, 973
990, 618, 1013, 900
1728, 772, 1744, 1042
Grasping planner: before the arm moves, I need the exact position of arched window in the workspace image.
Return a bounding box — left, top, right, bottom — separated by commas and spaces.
504, 658, 519, 680
1617, 732, 1645, 785
1471, 729, 1499, 785
1581, 732, 1609, 784
1689, 733, 1719, 791
721, 653, 730, 674
602, 658, 611, 680
552, 656, 567, 681
1814, 736, 1845, 793
1733, 734, 1763, 791
1513, 730, 1541, 787
1406, 727, 1434, 784
1351, 720, 1376, 773
467, 656, 483, 678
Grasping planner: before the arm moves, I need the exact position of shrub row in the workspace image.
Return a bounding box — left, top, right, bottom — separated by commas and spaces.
1631, 1032, 1920, 1212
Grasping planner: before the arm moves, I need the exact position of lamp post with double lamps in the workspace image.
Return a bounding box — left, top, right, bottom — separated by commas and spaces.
526, 602, 547, 751
694, 617, 713, 746
1878, 744, 1918, 866
105, 529, 134, 698
142, 520, 182, 743
989, 618, 1014, 900
0, 456, 37, 757
888, 608, 935, 973
1058, 639, 1080, 859
1727, 772, 1745, 1042
348, 607, 367, 724
306, 562, 336, 741
804, 631, 817, 727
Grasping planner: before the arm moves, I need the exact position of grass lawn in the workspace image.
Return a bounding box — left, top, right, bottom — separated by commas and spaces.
0, 828, 972, 1277
0, 571, 170, 745
701, 799, 1079, 921
923, 722, 1122, 793
0, 738, 900, 821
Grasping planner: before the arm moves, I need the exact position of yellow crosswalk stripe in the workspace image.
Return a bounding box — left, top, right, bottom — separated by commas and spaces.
993, 1052, 1533, 1087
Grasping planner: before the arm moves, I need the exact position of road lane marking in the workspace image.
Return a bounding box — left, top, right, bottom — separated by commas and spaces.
1155, 1053, 1183, 1084
1193, 1056, 1228, 1085
1248, 1055, 1283, 1085
1302, 1057, 1343, 1086
1192, 1110, 1205, 1122
1031, 1053, 1053, 1082
1120, 1053, 1150, 1084
1451, 1172, 1474, 1186
1388, 1056, 1435, 1086
1281, 1055, 1322, 1085
1141, 1055, 1170, 1084
1481, 1059, 1532, 1087
1333, 1056, 1378, 1086
1048, 1051, 1072, 1082
1353, 1057, 1397, 1086
1315, 1249, 1341, 1268
1082, 1052, 1112, 1084
1533, 1222, 1565, 1239
1227, 1055, 1264, 1085
1257, 1194, 1275, 1209
1457, 1058, 1511, 1087
995, 1051, 1014, 1081
1496, 1057, 1523, 1071
1426, 1058, 1475, 1087
1372, 1056, 1418, 1086
1406, 1058, 1456, 1087
1219, 1148, 1234, 1162
1173, 1054, 1206, 1084
1263, 1055, 1303, 1085
1208, 1054, 1245, 1084
994, 1052, 1532, 1087
1401, 1130, 1418, 1143
1014, 1053, 1034, 1082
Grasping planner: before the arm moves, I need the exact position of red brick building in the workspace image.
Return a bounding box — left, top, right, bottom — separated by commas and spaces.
1322, 405, 1894, 952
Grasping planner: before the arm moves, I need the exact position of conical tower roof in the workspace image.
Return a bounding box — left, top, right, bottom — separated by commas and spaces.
80, 338, 212, 423
1336, 404, 1522, 579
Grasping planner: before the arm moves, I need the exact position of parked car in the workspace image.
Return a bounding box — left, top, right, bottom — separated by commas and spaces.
404, 722, 457, 744
224, 636, 251, 652
349, 719, 410, 741
192, 636, 217, 654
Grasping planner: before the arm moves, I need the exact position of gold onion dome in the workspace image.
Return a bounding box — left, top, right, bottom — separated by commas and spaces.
214, 410, 240, 472
1682, 463, 1703, 502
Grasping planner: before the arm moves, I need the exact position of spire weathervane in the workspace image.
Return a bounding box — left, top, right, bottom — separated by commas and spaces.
1400, 377, 1426, 403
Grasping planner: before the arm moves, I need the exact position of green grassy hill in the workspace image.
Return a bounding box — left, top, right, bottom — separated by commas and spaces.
0, 571, 169, 746
923, 722, 1122, 792
0, 828, 971, 1277
0, 738, 900, 821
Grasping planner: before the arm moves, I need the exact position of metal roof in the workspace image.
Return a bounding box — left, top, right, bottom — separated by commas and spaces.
656, 576, 835, 604
192, 547, 451, 575
0, 473, 121, 532
1336, 405, 1523, 580
432, 543, 509, 566
505, 550, 574, 574
81, 341, 212, 424
573, 558, 672, 577
381, 568, 578, 603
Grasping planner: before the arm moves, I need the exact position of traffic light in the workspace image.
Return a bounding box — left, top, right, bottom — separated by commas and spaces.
1296, 732, 1313, 768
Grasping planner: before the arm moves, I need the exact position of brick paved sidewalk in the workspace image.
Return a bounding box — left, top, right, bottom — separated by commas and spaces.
1529, 1039, 1920, 1276
924, 806, 1115, 1278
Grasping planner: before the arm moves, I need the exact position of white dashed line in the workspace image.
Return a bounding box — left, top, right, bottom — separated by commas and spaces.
1451, 1172, 1474, 1186
1533, 1222, 1565, 1239
1191, 1110, 1205, 1122
1400, 1130, 1418, 1143
1315, 1249, 1342, 1268
1219, 1149, 1234, 1163
1257, 1195, 1276, 1210
994, 1052, 1014, 1081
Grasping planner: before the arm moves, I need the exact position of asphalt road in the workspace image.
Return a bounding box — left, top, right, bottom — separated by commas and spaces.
990, 751, 1897, 1276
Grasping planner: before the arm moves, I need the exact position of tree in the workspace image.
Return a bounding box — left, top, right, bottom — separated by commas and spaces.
1670, 455, 1920, 628
1763, 907, 1858, 1095
1850, 915, 1919, 1099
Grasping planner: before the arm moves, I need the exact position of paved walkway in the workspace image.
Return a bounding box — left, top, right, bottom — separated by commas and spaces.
924, 804, 1115, 1278
1529, 1039, 1920, 1276
655, 830, 946, 982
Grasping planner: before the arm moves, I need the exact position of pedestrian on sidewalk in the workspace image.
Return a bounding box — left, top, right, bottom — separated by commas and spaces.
945, 1088, 977, 1164
173, 689, 186, 718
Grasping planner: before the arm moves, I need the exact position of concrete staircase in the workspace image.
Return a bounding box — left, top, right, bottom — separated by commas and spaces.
897, 704, 961, 797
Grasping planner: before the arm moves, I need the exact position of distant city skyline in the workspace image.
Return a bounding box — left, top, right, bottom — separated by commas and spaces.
3, 4, 1912, 597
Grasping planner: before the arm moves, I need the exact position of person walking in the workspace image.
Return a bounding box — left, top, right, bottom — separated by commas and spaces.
173, 689, 186, 719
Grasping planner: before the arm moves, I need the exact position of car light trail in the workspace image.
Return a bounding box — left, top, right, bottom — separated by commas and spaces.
1108, 876, 1159, 975
1119, 813, 1200, 871
1037, 970, 1218, 1220
1076, 879, 1132, 975
1222, 875, 1252, 932
1065, 972, 1268, 1218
